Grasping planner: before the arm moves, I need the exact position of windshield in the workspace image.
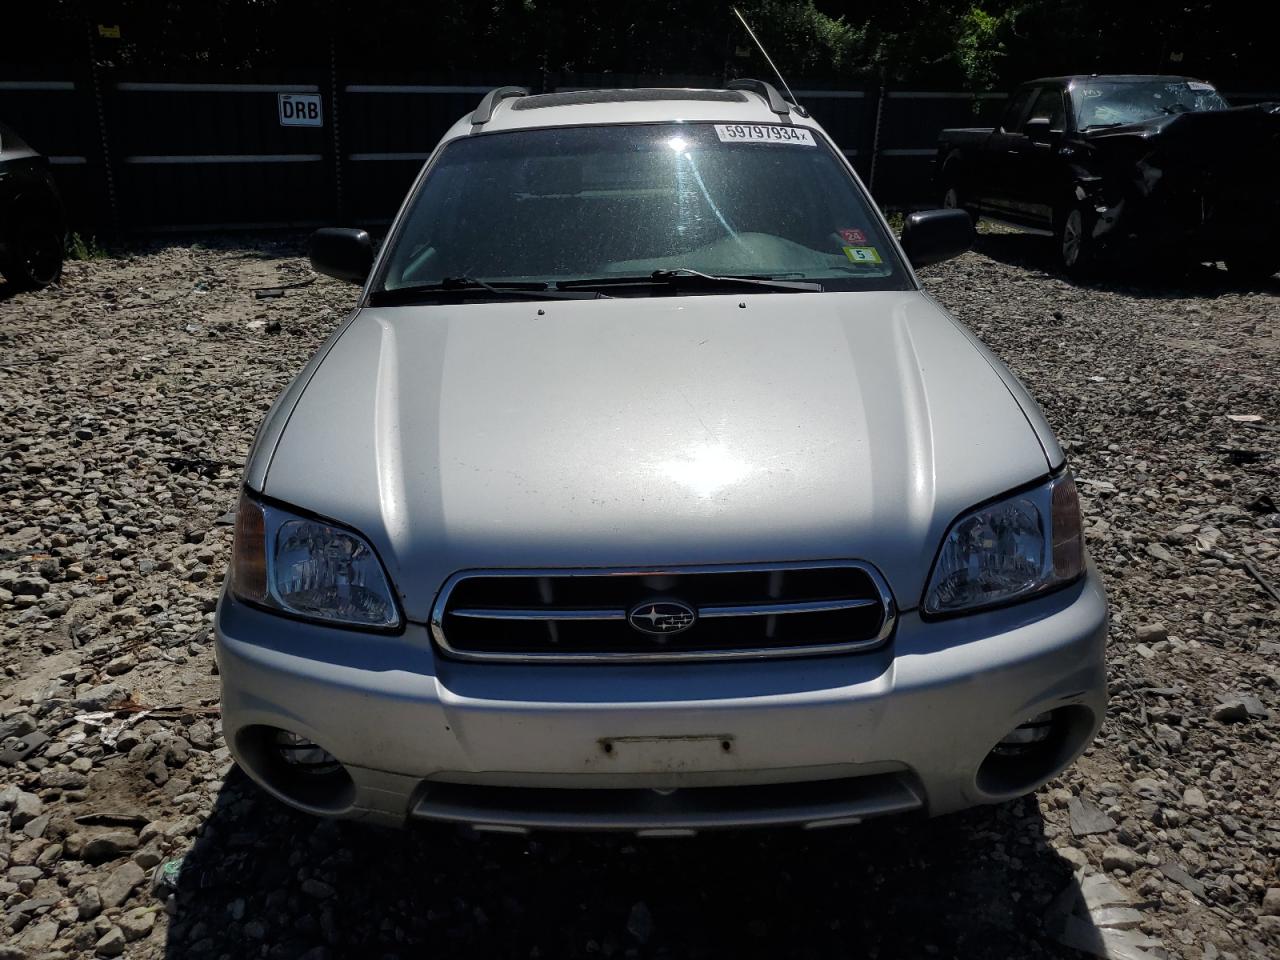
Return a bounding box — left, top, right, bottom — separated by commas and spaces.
1070, 80, 1230, 129
377, 122, 910, 296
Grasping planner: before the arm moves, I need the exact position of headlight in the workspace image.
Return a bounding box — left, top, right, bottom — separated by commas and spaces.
923, 472, 1084, 616
230, 491, 401, 630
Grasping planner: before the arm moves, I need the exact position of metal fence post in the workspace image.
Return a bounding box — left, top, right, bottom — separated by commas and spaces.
867, 85, 886, 198
84, 18, 120, 234
329, 25, 344, 222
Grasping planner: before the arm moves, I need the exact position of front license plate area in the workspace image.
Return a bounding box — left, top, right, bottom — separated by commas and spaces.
599, 735, 735, 772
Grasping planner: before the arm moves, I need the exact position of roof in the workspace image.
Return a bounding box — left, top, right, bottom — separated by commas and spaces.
510, 89, 747, 111
1026, 75, 1210, 87
439, 84, 824, 142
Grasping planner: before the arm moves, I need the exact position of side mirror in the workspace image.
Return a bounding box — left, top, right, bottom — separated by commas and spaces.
1023, 117, 1056, 144
900, 209, 975, 270
310, 227, 373, 284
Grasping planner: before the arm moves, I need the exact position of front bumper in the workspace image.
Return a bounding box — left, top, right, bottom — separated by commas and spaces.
1084, 179, 1280, 262
214, 566, 1107, 832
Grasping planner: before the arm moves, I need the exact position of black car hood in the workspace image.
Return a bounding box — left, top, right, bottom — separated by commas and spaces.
1083, 102, 1280, 154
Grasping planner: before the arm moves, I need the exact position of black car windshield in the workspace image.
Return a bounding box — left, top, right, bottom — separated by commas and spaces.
1070, 80, 1229, 129
377, 123, 910, 296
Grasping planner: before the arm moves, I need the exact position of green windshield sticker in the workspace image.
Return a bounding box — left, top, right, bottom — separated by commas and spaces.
843, 246, 882, 264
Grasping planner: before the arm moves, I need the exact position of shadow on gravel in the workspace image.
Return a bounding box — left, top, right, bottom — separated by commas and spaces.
165, 768, 1094, 959
972, 232, 1280, 298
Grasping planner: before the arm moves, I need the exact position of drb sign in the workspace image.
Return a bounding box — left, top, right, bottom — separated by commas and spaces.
278, 94, 323, 127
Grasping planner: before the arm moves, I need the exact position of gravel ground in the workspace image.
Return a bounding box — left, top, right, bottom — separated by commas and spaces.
1, 231, 1277, 960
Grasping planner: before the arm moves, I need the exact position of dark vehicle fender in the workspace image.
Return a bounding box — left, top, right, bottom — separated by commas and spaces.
0, 174, 66, 273
1063, 160, 1126, 243
935, 131, 989, 183
937, 147, 966, 186
1, 170, 66, 234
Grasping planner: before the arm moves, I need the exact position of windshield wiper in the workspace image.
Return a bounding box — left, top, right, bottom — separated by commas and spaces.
558, 268, 823, 294
369, 276, 603, 306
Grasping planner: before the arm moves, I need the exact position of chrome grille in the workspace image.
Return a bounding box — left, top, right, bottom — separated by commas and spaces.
431, 562, 896, 663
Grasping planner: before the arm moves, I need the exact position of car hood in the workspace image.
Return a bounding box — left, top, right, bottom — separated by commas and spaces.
1083, 101, 1280, 143
259, 292, 1054, 620
1083, 102, 1280, 175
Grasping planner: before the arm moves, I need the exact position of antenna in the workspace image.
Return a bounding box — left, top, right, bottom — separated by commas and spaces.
732, 6, 801, 109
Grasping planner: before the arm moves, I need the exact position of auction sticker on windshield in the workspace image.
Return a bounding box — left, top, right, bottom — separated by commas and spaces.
715, 124, 816, 146
844, 246, 882, 264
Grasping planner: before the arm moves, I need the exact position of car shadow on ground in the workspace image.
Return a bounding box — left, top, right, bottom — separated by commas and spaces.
971, 232, 1280, 299
164, 768, 1096, 959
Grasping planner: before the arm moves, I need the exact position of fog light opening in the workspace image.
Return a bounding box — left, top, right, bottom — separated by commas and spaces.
990, 711, 1054, 758
273, 730, 342, 774
976, 706, 1093, 798
237, 725, 356, 815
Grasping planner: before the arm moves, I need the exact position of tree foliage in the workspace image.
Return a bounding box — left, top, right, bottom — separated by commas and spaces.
8, 0, 1277, 92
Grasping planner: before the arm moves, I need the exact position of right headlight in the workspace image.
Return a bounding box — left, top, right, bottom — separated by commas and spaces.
923, 472, 1084, 617
229, 490, 402, 631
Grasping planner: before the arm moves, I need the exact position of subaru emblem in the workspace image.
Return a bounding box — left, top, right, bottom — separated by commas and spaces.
627, 600, 697, 637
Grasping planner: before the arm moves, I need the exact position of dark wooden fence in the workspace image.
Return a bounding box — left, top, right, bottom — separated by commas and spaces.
2, 69, 1276, 235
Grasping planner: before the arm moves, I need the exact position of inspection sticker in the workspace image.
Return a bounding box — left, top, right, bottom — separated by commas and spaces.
838, 228, 867, 244
714, 124, 816, 146
843, 246, 882, 264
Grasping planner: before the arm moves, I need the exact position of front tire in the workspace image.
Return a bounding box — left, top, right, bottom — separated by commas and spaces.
1055, 203, 1095, 279
1, 211, 64, 290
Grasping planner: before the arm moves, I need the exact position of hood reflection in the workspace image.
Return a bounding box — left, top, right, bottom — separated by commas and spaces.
658, 441, 754, 498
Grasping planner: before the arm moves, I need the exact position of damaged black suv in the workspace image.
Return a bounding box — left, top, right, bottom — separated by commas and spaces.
937, 75, 1280, 279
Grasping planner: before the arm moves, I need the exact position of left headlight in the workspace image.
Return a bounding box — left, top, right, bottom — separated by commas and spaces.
923, 472, 1084, 617
230, 490, 402, 630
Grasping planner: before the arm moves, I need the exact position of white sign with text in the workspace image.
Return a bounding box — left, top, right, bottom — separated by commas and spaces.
278, 94, 323, 127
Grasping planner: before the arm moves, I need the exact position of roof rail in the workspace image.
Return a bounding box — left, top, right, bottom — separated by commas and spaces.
727, 78, 807, 118
471, 86, 529, 127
